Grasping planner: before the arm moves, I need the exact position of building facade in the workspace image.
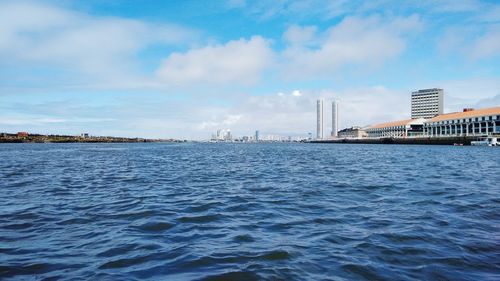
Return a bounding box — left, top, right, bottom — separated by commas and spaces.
423, 107, 500, 137
366, 119, 425, 138
317, 99, 324, 140
331, 100, 339, 138
338, 126, 367, 139
411, 88, 444, 119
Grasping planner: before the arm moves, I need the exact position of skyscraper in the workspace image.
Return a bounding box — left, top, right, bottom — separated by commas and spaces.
411, 88, 444, 119
255, 130, 260, 142
316, 99, 324, 140
331, 100, 339, 138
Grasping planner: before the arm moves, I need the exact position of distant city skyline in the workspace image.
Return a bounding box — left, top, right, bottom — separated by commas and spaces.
1, 0, 500, 139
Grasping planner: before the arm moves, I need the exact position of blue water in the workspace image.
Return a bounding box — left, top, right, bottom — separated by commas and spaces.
0, 143, 499, 280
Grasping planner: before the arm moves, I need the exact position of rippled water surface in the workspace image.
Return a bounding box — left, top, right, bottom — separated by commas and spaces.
1, 143, 499, 280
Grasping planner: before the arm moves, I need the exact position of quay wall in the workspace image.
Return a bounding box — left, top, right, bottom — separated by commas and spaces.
311, 136, 486, 145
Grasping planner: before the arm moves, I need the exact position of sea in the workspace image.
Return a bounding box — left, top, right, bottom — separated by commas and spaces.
0, 143, 499, 280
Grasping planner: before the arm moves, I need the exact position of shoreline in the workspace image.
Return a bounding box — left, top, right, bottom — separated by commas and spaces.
0, 133, 183, 143
310, 135, 498, 146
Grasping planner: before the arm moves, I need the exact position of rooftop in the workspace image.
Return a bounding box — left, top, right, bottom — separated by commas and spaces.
427, 107, 500, 122
369, 119, 424, 129
412, 88, 443, 94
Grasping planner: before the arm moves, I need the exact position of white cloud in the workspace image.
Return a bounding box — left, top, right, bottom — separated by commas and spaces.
0, 1, 197, 88
188, 86, 411, 138
438, 25, 500, 60
283, 25, 317, 44
280, 15, 422, 79
470, 27, 500, 59
156, 36, 273, 85
229, 0, 357, 21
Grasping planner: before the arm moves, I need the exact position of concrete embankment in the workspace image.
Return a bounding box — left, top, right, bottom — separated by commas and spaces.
311, 136, 484, 145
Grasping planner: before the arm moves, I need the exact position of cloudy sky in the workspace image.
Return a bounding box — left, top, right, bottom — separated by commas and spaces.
1, 0, 500, 139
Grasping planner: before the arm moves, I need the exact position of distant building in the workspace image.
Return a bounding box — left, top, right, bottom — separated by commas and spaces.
411, 88, 444, 119
331, 100, 339, 138
225, 130, 232, 141
423, 107, 500, 137
338, 126, 367, 139
17, 132, 29, 138
366, 119, 425, 138
81, 133, 89, 138
255, 130, 260, 142
317, 99, 324, 140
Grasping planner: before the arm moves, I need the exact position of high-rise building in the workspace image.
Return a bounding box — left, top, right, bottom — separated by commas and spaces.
331, 100, 339, 138
411, 88, 444, 119
255, 130, 260, 142
317, 99, 324, 140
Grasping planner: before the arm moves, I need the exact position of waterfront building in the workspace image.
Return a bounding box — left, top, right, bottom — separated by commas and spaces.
423, 107, 500, 137
338, 126, 367, 139
331, 100, 339, 138
255, 130, 260, 142
317, 99, 324, 140
411, 88, 444, 119
366, 119, 425, 138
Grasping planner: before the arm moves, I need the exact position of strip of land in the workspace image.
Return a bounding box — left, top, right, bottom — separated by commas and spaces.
0, 133, 183, 143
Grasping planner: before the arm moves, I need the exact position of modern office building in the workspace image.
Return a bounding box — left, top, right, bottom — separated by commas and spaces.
317, 99, 324, 140
411, 88, 444, 119
423, 107, 500, 137
255, 130, 260, 142
331, 100, 339, 138
366, 119, 425, 138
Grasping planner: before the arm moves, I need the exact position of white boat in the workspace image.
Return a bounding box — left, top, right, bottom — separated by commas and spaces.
471, 137, 499, 146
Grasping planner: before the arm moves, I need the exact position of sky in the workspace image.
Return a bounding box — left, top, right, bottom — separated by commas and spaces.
1, 0, 500, 139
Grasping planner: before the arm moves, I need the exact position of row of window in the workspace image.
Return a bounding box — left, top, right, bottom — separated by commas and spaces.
426, 115, 500, 126
411, 92, 441, 97
411, 100, 438, 105
426, 126, 500, 134
411, 97, 441, 101
411, 107, 440, 110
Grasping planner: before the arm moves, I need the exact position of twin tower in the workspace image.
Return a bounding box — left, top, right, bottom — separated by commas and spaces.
316, 99, 339, 140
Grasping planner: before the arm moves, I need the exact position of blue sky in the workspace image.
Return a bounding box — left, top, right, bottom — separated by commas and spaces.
1, 0, 500, 139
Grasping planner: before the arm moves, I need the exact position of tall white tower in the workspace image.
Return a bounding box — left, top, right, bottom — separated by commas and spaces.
316, 99, 324, 140
331, 100, 339, 138
411, 88, 444, 119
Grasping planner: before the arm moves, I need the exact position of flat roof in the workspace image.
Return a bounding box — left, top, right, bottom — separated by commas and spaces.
412, 88, 443, 94
427, 107, 500, 122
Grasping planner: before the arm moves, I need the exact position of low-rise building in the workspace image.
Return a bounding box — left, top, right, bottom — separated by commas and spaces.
423, 107, 500, 137
338, 126, 367, 139
366, 119, 425, 138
